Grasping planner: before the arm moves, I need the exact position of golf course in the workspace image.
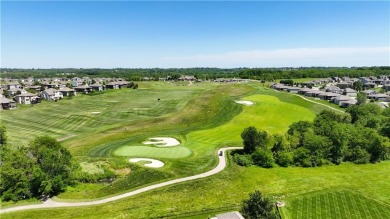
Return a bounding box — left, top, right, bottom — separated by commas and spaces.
1, 81, 389, 218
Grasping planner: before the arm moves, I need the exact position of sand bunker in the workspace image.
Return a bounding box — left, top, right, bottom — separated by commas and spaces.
143, 137, 180, 147
129, 158, 164, 168
91, 112, 101, 114
234, 100, 254, 106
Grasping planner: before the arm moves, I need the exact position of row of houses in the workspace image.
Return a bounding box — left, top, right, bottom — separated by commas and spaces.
0, 79, 131, 110
302, 76, 390, 90
272, 83, 390, 108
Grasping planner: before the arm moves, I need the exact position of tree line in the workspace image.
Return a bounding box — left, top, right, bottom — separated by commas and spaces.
2, 66, 389, 81
234, 104, 390, 168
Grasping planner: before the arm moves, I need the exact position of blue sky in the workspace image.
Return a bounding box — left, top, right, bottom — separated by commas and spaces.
2, 1, 389, 68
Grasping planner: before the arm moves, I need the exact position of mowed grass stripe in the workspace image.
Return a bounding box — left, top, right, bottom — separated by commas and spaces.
286, 190, 390, 219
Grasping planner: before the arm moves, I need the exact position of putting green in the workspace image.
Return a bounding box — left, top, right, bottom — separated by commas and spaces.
114, 146, 192, 158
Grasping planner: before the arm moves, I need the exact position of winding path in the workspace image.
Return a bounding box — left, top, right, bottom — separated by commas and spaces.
0, 147, 242, 214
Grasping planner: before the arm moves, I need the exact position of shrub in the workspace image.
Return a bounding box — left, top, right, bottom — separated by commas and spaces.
233, 154, 254, 166
275, 152, 293, 167
252, 149, 274, 168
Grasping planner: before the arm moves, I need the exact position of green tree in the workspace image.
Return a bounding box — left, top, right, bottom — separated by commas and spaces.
353, 81, 363, 92
241, 127, 263, 154
356, 92, 367, 105
30, 136, 76, 196
241, 190, 279, 219
288, 121, 312, 146
0, 147, 35, 201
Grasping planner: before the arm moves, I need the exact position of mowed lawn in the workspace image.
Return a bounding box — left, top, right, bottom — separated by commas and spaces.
280, 189, 390, 219
0, 86, 199, 147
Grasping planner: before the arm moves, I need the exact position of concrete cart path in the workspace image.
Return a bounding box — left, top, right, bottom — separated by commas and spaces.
0, 147, 242, 214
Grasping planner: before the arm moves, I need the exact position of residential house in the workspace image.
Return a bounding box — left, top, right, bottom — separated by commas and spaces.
15, 91, 40, 104
325, 85, 342, 94
178, 75, 196, 81
368, 93, 389, 102
106, 82, 119, 89
343, 88, 357, 97
362, 90, 376, 95
41, 88, 64, 101
304, 90, 323, 97
0, 96, 17, 110
59, 87, 76, 96
74, 85, 92, 94
90, 83, 104, 91
333, 95, 357, 107
298, 88, 313, 95
6, 82, 23, 90
336, 82, 352, 89
319, 92, 339, 100
286, 87, 301, 93
117, 81, 128, 88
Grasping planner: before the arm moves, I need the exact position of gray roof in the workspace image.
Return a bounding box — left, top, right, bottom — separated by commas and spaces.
319, 92, 339, 97
0, 96, 15, 104
59, 87, 75, 92
216, 211, 245, 219
16, 92, 37, 97
43, 88, 57, 95
344, 88, 357, 93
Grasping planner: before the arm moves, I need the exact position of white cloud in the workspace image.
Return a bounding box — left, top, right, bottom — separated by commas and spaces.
161, 47, 390, 68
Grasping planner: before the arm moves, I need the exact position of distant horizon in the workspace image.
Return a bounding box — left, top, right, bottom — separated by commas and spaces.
2, 1, 389, 68
2, 65, 390, 70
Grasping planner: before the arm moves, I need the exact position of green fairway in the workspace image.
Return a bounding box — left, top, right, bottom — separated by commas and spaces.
280, 189, 390, 219
114, 146, 192, 158
0, 85, 201, 147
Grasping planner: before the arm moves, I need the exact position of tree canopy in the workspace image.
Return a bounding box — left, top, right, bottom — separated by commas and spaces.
0, 133, 77, 201
241, 190, 279, 219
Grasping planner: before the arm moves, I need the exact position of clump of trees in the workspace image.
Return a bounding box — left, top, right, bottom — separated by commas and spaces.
234, 104, 390, 168
127, 82, 138, 89
0, 127, 78, 201
241, 190, 279, 219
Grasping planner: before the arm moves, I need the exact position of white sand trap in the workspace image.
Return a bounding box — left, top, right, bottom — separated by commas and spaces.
234, 100, 254, 106
91, 112, 101, 114
143, 137, 180, 147
129, 158, 164, 168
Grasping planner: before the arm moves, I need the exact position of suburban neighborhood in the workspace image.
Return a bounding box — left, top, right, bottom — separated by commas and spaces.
0, 77, 134, 110
271, 76, 390, 108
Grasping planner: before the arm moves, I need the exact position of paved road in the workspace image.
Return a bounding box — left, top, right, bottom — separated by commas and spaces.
0, 147, 242, 214
293, 94, 345, 113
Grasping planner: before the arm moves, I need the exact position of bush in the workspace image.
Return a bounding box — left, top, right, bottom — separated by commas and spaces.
293, 147, 312, 167
275, 152, 293, 167
233, 154, 254, 166
252, 149, 274, 168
